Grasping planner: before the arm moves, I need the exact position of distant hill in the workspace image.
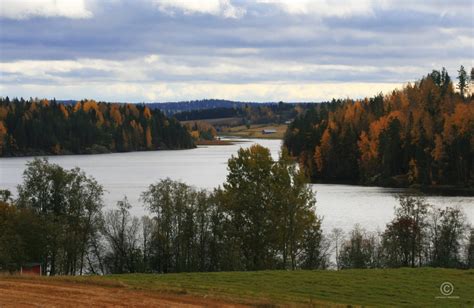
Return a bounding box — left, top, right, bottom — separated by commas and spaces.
51, 99, 317, 116
284, 69, 473, 188
56, 100, 78, 106
0, 98, 195, 156
145, 99, 279, 115
50, 98, 317, 124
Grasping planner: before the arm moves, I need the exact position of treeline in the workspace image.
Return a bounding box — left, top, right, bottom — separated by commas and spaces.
0, 98, 194, 156
184, 121, 217, 141
147, 99, 249, 114
1, 146, 472, 276
284, 67, 473, 188
0, 145, 326, 274
147, 99, 281, 115
334, 196, 473, 269
174, 107, 242, 121
174, 101, 300, 125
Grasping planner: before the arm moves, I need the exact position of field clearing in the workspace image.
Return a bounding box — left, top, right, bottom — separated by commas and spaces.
1, 268, 473, 307
0, 276, 247, 307
221, 124, 287, 139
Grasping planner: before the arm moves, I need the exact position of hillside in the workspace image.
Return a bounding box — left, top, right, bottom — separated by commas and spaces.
284, 69, 473, 189
147, 99, 268, 114
0, 98, 194, 156
1, 269, 473, 306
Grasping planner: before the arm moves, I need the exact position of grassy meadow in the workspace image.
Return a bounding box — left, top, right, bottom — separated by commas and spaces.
220, 123, 288, 139
28, 268, 474, 306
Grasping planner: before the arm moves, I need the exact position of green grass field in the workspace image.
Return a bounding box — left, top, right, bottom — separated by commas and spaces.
57, 268, 474, 306
220, 123, 287, 139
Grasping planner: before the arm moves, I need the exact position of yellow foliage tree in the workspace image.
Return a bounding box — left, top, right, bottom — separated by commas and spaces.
0, 106, 8, 120
314, 146, 323, 173
145, 126, 152, 149
127, 104, 139, 118
143, 106, 152, 120
0, 121, 7, 154
110, 105, 123, 125
73, 101, 82, 112
83, 100, 104, 126
59, 104, 69, 118
40, 99, 49, 107
432, 134, 444, 162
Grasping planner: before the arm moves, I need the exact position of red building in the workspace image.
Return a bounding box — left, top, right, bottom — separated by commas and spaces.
20, 263, 42, 276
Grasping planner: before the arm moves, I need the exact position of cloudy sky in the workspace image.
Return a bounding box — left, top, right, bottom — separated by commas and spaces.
0, 0, 472, 102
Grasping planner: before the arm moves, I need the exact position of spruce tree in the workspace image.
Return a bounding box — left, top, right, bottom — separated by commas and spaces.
457, 65, 468, 97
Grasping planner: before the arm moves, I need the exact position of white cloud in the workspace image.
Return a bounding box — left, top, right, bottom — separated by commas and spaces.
257, 0, 374, 17
0, 54, 428, 85
396, 0, 472, 17
152, 0, 245, 18
1, 81, 404, 103
0, 0, 471, 103
256, 0, 472, 18
1, 55, 410, 102
0, 0, 92, 19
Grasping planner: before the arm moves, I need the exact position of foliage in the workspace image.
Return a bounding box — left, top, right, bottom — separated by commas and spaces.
1, 148, 472, 276
174, 107, 243, 120
141, 179, 218, 273
0, 200, 45, 272
184, 121, 217, 141
381, 195, 430, 267
0, 98, 194, 156
138, 145, 326, 273
284, 68, 474, 187
457, 65, 468, 97
338, 225, 381, 269
4, 158, 104, 275
336, 195, 471, 269
174, 101, 299, 125
222, 145, 325, 270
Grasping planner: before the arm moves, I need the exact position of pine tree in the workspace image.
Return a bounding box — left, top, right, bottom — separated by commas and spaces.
457, 65, 468, 98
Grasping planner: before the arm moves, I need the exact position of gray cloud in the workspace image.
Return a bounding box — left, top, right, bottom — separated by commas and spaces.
0, 0, 472, 102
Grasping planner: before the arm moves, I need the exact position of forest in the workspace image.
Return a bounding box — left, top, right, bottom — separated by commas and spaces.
1, 147, 472, 275
0, 98, 194, 156
174, 101, 299, 125
284, 67, 473, 188
146, 99, 287, 115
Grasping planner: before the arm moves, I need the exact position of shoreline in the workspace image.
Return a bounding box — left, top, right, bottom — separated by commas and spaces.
309, 180, 474, 196
0, 146, 197, 159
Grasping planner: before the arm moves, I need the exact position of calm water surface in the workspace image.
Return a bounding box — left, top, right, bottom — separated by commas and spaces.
1, 138, 472, 234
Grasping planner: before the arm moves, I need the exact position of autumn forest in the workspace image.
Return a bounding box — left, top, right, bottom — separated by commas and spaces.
285, 67, 473, 188
0, 99, 194, 156
0, 67, 473, 288
1, 68, 472, 190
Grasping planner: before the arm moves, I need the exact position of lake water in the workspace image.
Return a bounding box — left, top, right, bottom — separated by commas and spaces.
1, 138, 473, 235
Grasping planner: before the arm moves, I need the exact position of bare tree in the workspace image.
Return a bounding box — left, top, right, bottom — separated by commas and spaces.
330, 228, 344, 269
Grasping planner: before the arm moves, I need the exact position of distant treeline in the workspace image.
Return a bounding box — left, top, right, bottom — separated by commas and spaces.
0, 98, 194, 156
174, 107, 243, 121
59, 99, 311, 123
0, 146, 325, 274
1, 146, 472, 276
285, 67, 473, 188
174, 101, 299, 125
145, 99, 279, 114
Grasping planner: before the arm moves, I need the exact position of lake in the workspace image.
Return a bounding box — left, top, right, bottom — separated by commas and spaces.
1, 138, 473, 235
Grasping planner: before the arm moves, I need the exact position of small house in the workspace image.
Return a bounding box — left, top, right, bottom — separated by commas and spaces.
21, 263, 42, 276
262, 129, 277, 134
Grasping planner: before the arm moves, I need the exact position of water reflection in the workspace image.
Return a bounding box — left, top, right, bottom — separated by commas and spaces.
1, 138, 472, 234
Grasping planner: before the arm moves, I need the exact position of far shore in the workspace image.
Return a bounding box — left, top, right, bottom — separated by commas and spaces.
219, 123, 287, 139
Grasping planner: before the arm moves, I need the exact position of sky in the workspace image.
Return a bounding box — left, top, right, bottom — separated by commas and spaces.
0, 0, 472, 103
